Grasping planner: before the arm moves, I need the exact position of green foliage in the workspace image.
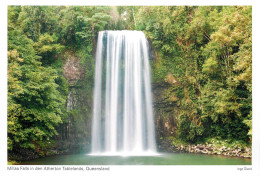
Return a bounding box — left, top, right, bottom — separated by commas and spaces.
117, 6, 140, 30
34, 33, 64, 66
135, 6, 252, 144
8, 30, 66, 151
8, 6, 21, 28
8, 7, 68, 154
17, 6, 59, 41
243, 119, 252, 136
202, 56, 218, 76
178, 114, 204, 143
57, 6, 111, 49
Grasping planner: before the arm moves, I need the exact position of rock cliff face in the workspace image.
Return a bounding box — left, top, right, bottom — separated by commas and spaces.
63, 52, 85, 86
152, 81, 180, 152
55, 51, 92, 154
150, 48, 179, 151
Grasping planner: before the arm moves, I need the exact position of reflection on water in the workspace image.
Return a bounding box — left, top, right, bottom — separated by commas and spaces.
20, 152, 251, 165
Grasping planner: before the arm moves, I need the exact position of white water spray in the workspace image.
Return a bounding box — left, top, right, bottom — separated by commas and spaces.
91, 30, 157, 156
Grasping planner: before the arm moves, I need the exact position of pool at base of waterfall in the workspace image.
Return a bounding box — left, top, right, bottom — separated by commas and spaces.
19, 152, 251, 165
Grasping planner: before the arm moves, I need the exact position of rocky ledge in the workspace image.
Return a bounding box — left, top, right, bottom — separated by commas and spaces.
175, 144, 251, 158
158, 138, 251, 158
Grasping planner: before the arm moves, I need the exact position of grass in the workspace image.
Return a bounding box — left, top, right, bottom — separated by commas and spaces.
8, 160, 20, 165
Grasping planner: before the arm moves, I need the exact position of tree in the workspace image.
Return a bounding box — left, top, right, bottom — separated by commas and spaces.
135, 6, 252, 143
8, 29, 66, 154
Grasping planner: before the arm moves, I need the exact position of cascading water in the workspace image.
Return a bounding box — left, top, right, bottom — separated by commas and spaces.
91, 30, 157, 156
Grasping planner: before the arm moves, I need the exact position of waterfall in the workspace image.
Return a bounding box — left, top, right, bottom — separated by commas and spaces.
91, 30, 157, 156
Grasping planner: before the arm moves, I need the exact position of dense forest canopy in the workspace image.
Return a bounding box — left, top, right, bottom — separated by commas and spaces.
7, 6, 252, 159
135, 6, 252, 144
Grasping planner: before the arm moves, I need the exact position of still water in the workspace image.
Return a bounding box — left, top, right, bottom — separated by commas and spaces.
20, 153, 251, 165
